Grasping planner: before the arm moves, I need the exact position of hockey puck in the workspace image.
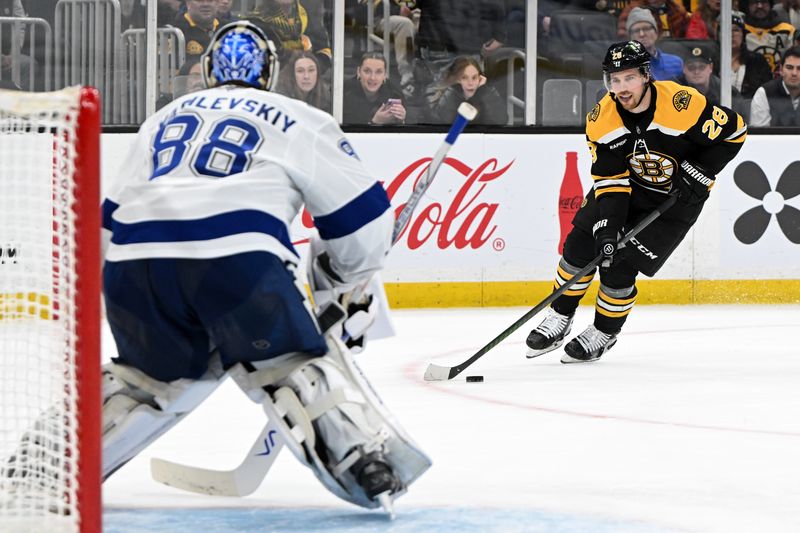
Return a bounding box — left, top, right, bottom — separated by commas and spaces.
466, 375, 484, 382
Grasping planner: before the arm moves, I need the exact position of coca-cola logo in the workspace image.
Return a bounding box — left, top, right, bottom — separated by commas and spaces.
296, 157, 512, 250
559, 196, 583, 210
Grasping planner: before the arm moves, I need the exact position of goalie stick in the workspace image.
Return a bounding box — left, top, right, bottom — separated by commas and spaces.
151, 419, 283, 496
392, 102, 478, 244
150, 103, 478, 497
423, 194, 678, 381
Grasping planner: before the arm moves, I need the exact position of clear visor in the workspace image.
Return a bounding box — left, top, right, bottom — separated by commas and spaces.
603, 66, 650, 93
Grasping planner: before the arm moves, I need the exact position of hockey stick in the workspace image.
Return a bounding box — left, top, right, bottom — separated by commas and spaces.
151, 420, 283, 496
423, 194, 678, 381
150, 104, 478, 497
392, 102, 478, 243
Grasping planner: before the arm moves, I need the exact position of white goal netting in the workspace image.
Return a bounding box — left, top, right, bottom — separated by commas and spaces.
0, 87, 101, 533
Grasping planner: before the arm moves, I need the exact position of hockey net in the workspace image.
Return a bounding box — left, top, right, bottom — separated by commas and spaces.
0, 87, 101, 533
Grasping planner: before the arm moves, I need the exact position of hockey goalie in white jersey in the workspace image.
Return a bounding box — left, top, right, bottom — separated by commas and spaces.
99, 21, 430, 514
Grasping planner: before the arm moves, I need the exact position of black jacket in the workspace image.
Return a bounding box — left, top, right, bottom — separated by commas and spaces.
416, 0, 506, 55
762, 78, 800, 126
429, 83, 508, 125
738, 49, 774, 100
342, 76, 404, 125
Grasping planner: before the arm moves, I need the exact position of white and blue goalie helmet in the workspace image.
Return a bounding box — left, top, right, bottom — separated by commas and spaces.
202, 21, 279, 91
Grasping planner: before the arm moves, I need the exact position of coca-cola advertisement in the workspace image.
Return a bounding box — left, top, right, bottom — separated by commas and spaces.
294, 156, 511, 252
558, 152, 584, 254
99, 132, 800, 295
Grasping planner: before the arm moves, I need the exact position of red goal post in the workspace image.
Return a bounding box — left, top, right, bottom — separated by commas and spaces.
0, 87, 101, 533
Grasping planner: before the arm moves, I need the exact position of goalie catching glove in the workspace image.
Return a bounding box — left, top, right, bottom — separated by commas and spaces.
673, 160, 715, 205
308, 239, 379, 353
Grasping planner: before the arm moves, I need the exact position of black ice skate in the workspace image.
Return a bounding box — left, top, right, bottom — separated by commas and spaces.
561, 325, 618, 363
351, 450, 401, 518
525, 308, 575, 358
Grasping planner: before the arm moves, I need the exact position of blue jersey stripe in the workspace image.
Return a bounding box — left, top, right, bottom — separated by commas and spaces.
110, 209, 298, 256
314, 182, 390, 240
103, 199, 119, 231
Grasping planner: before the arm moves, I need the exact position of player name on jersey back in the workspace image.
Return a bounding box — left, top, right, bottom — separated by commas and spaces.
176, 94, 297, 133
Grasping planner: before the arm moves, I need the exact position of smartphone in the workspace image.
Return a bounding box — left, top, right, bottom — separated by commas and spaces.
386, 98, 401, 106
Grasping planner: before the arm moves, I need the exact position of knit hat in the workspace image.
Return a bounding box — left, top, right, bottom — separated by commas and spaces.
626, 7, 658, 36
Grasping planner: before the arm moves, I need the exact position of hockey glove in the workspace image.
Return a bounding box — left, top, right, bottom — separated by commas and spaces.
674, 160, 715, 205
308, 245, 378, 353
339, 289, 379, 354
593, 218, 620, 270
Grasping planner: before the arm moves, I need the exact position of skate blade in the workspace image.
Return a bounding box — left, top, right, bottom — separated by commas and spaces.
525, 339, 564, 359
560, 353, 601, 364
560, 339, 616, 364
376, 491, 395, 520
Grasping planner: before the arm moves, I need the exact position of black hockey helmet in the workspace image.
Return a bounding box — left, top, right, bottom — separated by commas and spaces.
602, 40, 652, 89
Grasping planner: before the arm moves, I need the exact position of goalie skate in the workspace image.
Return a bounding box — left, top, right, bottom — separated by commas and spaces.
230, 336, 431, 511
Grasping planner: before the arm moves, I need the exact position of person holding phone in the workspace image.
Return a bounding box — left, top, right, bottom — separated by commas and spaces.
343, 51, 407, 125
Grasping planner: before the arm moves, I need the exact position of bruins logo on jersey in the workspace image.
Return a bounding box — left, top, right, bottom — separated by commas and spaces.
628, 151, 677, 187
588, 104, 600, 122
673, 90, 692, 112
187, 40, 205, 55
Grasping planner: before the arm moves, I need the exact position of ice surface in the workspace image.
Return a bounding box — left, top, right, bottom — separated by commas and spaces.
102, 305, 800, 533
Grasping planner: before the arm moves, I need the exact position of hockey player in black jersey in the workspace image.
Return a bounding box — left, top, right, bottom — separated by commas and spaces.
526, 40, 747, 363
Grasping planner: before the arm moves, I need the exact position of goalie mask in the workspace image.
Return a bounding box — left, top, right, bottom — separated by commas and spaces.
202, 21, 279, 91
602, 40, 652, 92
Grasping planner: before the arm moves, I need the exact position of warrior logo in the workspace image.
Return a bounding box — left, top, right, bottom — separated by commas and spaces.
673, 90, 692, 111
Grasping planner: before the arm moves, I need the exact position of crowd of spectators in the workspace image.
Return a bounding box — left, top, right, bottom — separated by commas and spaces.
1, 0, 799, 127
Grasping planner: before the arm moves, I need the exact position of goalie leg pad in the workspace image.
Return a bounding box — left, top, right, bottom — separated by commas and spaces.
102, 358, 225, 479
228, 337, 431, 509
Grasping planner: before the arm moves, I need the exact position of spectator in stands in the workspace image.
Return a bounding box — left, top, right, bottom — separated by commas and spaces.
774, 0, 800, 28
676, 43, 735, 107
744, 0, 796, 72
428, 56, 507, 125
627, 7, 684, 80
157, 58, 203, 109
159, 0, 183, 25
617, 0, 690, 38
0, 0, 36, 90
349, 0, 417, 99
248, 0, 332, 71
177, 58, 206, 95
120, 0, 145, 29
343, 51, 406, 124
217, 0, 235, 23
729, 11, 773, 99
416, 0, 506, 66
175, 0, 221, 58
750, 45, 800, 125
276, 50, 331, 112
686, 0, 721, 39
505, 0, 526, 47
